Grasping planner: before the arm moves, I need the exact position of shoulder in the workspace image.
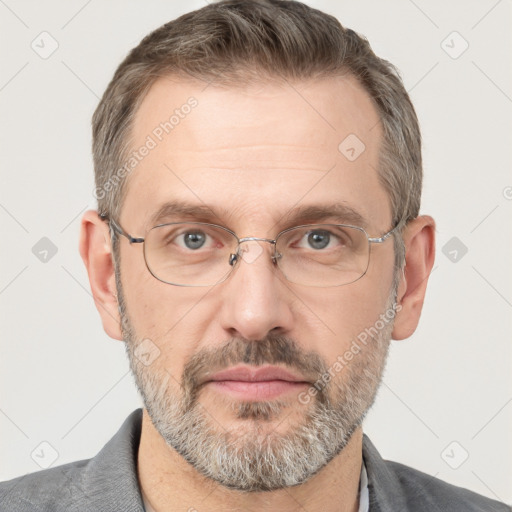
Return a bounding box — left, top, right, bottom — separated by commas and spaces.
362, 435, 510, 511
0, 409, 144, 512
0, 459, 90, 512
387, 459, 510, 512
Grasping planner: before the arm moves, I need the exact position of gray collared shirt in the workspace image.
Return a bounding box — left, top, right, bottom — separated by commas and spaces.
1, 409, 509, 511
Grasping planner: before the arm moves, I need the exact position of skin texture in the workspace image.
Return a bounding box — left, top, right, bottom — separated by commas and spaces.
80, 75, 435, 511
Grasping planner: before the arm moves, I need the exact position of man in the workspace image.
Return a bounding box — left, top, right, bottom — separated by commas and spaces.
0, 0, 509, 510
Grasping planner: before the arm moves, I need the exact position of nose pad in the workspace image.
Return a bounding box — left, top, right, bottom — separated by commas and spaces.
272, 251, 283, 264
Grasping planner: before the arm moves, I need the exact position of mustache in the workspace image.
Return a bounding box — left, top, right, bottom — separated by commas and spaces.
181, 333, 329, 404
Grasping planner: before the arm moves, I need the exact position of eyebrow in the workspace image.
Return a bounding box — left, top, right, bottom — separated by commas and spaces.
281, 204, 367, 228
148, 200, 368, 231
149, 200, 226, 227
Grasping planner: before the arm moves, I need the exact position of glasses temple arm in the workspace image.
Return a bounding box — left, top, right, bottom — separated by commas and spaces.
100, 215, 144, 244
368, 223, 401, 244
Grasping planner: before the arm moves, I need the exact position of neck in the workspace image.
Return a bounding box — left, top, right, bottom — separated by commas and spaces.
137, 409, 363, 512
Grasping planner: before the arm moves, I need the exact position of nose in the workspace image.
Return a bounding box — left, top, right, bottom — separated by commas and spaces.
218, 240, 294, 340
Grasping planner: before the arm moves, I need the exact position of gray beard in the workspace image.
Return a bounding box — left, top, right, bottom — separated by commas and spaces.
118, 278, 394, 492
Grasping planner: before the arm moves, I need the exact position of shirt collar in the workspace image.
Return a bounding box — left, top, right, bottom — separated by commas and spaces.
358, 457, 370, 512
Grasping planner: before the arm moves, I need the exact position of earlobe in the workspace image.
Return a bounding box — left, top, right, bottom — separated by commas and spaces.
79, 210, 123, 341
392, 215, 436, 340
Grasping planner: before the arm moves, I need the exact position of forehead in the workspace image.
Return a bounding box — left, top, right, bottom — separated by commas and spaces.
122, 74, 389, 232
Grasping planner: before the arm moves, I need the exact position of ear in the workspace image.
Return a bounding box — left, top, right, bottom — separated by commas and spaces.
79, 210, 123, 341
392, 215, 436, 340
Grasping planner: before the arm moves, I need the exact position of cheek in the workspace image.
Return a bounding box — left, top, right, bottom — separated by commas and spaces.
120, 244, 190, 333
299, 269, 395, 366
366, 242, 397, 304
120, 254, 216, 374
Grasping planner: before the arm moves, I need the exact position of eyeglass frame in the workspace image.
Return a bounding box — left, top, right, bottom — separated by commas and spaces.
101, 214, 399, 287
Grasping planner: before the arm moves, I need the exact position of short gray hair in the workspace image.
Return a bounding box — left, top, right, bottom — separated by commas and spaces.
93, 0, 422, 269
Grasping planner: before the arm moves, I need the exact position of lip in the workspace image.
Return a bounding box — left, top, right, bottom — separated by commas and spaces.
204, 365, 310, 401
208, 365, 308, 383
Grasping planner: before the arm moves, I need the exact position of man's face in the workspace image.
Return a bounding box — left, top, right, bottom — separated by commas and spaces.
116, 75, 397, 490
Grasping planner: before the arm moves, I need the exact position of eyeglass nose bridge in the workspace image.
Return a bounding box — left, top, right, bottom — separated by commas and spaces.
228, 236, 281, 266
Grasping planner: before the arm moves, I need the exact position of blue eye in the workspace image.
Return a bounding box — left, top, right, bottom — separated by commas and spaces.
181, 231, 207, 250
306, 230, 331, 250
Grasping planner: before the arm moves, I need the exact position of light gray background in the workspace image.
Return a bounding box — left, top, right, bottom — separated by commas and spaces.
1, 0, 511, 504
